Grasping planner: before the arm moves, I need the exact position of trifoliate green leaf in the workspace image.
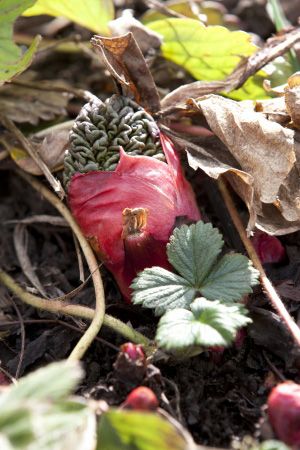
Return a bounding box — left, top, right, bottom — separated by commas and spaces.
199, 254, 259, 302
98, 410, 188, 450
156, 297, 251, 350
131, 221, 259, 313
167, 221, 223, 286
23, 0, 114, 34
131, 267, 196, 315
0, 0, 40, 85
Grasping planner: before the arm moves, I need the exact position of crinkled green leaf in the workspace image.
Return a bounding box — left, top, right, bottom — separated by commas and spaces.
147, 18, 270, 100
23, 0, 114, 34
98, 410, 187, 450
156, 297, 251, 350
131, 267, 195, 315
0, 0, 40, 85
199, 254, 259, 302
167, 221, 223, 286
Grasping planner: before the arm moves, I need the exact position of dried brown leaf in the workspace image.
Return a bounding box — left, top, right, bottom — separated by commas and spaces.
0, 74, 71, 125
166, 94, 300, 234
10, 123, 71, 176
91, 33, 161, 114
109, 10, 162, 54
13, 224, 47, 297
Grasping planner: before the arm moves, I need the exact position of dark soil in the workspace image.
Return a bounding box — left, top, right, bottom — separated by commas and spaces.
1, 1, 300, 447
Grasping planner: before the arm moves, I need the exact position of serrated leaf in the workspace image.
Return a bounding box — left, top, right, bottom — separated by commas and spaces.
0, 361, 83, 408
23, 0, 114, 34
167, 221, 223, 286
131, 267, 196, 315
0, 0, 40, 85
199, 254, 260, 302
97, 410, 187, 450
156, 297, 251, 350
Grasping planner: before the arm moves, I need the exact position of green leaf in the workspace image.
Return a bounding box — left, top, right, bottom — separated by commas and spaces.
258, 440, 291, 450
167, 221, 223, 286
23, 0, 114, 34
97, 410, 187, 450
199, 254, 259, 302
0, 361, 83, 408
131, 267, 196, 315
147, 19, 255, 82
156, 297, 251, 350
0, 0, 40, 85
0, 361, 96, 450
147, 18, 270, 100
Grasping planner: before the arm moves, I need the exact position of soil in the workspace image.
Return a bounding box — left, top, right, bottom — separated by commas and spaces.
1, 1, 300, 448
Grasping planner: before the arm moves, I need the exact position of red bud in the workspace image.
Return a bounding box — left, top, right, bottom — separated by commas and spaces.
268, 381, 300, 446
251, 231, 285, 264
120, 343, 145, 362
122, 386, 159, 411
68, 132, 200, 301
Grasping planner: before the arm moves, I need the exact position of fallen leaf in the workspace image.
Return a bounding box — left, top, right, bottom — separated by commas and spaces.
161, 93, 300, 234
0, 74, 72, 125
109, 10, 162, 55
91, 33, 161, 114
9, 122, 71, 175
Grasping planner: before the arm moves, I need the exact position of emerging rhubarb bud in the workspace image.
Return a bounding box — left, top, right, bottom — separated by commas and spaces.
120, 342, 146, 363
122, 386, 159, 411
267, 381, 300, 446
64, 95, 200, 300
251, 231, 286, 264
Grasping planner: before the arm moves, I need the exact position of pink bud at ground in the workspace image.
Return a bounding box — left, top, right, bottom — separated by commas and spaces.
68, 132, 200, 301
251, 231, 286, 264
120, 343, 145, 362
122, 386, 159, 411
268, 381, 300, 446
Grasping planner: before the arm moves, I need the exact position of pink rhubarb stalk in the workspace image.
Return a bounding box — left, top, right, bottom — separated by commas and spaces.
68, 132, 200, 301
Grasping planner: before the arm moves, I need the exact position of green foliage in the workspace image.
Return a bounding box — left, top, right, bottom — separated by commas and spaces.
132, 221, 259, 352
23, 0, 114, 34
0, 361, 97, 450
98, 410, 187, 450
132, 221, 259, 315
131, 267, 196, 316
0, 361, 195, 449
256, 440, 291, 450
156, 298, 251, 350
0, 0, 40, 85
147, 18, 269, 100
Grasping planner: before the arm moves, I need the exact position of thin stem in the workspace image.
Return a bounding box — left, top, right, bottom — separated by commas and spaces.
218, 177, 300, 347
0, 270, 153, 351
16, 170, 106, 360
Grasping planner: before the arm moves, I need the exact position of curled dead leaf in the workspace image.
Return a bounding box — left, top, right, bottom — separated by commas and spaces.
10, 122, 72, 175
91, 32, 161, 114
164, 94, 300, 235
0, 72, 72, 125
285, 72, 300, 129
